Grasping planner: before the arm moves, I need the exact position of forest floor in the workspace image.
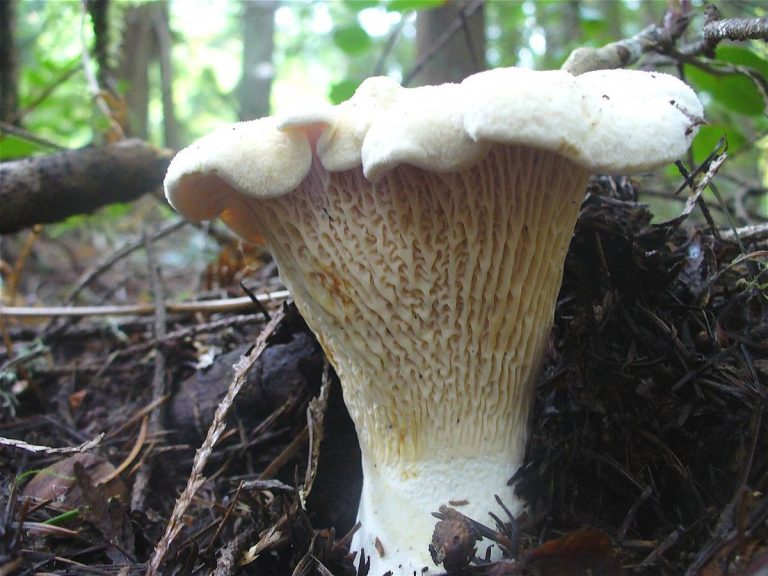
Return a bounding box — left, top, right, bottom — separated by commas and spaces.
0, 172, 766, 576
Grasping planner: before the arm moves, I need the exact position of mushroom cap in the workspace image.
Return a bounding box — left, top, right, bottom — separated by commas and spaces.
165, 66, 702, 218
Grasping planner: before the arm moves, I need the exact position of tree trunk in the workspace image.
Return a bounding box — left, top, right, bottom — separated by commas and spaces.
118, 4, 157, 139
154, 2, 178, 149
603, 0, 624, 41
239, 0, 278, 120
547, 0, 582, 66
412, 0, 485, 86
87, 0, 114, 90
0, 140, 172, 234
0, 0, 19, 124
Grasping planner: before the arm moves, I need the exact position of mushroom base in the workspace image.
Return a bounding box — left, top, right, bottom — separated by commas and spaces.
354, 454, 523, 575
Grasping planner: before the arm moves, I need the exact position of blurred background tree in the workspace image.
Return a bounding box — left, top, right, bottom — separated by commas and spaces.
1, 0, 766, 290
5, 1, 766, 197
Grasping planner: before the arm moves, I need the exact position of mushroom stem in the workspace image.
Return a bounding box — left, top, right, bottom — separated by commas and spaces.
357, 454, 521, 572
245, 145, 589, 573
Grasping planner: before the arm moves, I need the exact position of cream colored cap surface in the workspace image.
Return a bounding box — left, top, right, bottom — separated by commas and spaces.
165, 66, 703, 213
362, 67, 703, 180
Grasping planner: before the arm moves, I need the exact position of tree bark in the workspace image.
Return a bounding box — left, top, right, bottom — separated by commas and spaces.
87, 0, 114, 90
239, 0, 278, 120
154, 2, 178, 149
0, 0, 19, 124
118, 4, 157, 139
0, 140, 172, 234
412, 0, 485, 86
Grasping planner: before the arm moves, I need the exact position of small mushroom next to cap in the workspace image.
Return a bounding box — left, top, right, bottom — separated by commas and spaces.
165, 67, 703, 575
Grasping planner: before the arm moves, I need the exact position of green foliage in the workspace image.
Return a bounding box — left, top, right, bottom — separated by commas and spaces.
692, 125, 747, 164
385, 0, 443, 12
47, 202, 136, 238
342, 0, 380, 11
329, 79, 360, 104
0, 134, 56, 161
8, 0, 766, 222
686, 46, 768, 116
333, 25, 372, 55
16, 2, 94, 149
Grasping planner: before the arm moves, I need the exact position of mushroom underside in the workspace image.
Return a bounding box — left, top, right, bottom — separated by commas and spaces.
181, 143, 591, 572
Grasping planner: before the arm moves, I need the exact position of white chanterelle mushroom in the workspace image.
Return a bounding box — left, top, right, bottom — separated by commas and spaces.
165, 67, 703, 575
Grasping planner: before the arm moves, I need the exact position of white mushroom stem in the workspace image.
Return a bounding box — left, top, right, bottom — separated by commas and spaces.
236, 145, 590, 572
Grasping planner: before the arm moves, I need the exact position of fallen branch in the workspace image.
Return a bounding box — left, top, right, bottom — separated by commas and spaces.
0, 290, 291, 319
0, 139, 172, 234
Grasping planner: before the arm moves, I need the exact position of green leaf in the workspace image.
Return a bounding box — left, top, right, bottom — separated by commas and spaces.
691, 125, 746, 164
342, 0, 380, 11
0, 134, 55, 161
332, 25, 372, 55
715, 45, 768, 76
385, 0, 444, 12
685, 46, 768, 116
329, 80, 360, 104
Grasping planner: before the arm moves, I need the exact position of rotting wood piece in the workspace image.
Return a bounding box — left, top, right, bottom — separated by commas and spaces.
169, 332, 324, 441
0, 139, 172, 234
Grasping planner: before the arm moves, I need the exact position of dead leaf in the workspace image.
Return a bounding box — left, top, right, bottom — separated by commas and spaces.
22, 452, 127, 512
73, 461, 135, 563
69, 389, 88, 411
523, 528, 623, 576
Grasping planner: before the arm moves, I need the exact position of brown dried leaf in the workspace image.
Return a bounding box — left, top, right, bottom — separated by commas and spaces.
21, 452, 127, 512
523, 528, 623, 576
73, 461, 135, 563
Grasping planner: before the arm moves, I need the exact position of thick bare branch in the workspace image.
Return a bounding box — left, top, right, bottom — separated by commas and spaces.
0, 139, 172, 234
562, 6, 766, 75
704, 16, 768, 44
561, 13, 689, 75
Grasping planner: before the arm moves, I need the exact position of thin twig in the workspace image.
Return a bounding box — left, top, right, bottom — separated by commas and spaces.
131, 230, 170, 511
6, 225, 42, 303
1, 291, 291, 319
212, 527, 256, 576
300, 362, 332, 507
402, 0, 485, 86
63, 219, 187, 307
457, 1, 481, 71
0, 433, 104, 455
113, 314, 266, 360
719, 222, 768, 243
257, 426, 309, 480
13, 62, 81, 125
0, 121, 65, 151
146, 305, 288, 575
373, 17, 407, 76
